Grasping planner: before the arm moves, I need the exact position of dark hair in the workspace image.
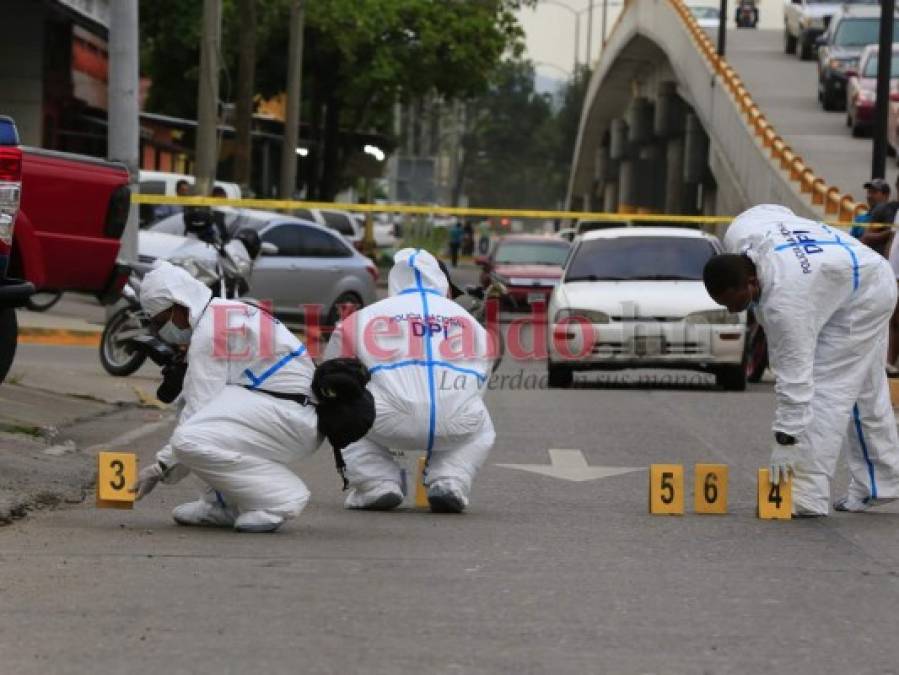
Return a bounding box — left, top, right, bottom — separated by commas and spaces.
703, 254, 751, 296
211, 186, 227, 198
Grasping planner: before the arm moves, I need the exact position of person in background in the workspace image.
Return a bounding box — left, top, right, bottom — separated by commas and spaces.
850, 178, 890, 239
858, 178, 895, 257
477, 219, 491, 255
448, 220, 464, 267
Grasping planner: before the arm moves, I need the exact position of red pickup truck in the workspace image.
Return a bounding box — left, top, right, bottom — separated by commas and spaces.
0, 115, 131, 381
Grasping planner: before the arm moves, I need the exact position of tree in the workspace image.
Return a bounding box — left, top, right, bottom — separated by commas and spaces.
140, 0, 533, 198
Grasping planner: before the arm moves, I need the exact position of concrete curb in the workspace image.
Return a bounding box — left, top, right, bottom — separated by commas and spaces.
18, 327, 102, 347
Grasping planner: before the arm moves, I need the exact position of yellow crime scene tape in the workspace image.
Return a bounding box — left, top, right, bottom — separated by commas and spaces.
131, 194, 873, 228
131, 194, 733, 225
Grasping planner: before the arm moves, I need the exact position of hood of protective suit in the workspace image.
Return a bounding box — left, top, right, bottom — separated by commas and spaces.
723, 204, 797, 255
387, 248, 449, 297
140, 260, 213, 327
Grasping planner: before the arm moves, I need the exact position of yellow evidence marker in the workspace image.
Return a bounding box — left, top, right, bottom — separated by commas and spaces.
649, 464, 684, 515
414, 456, 429, 508
757, 469, 792, 520
96, 451, 137, 509
694, 464, 728, 514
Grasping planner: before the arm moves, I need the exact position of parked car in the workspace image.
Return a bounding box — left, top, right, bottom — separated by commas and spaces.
546, 227, 747, 390
475, 234, 571, 311
786, 0, 876, 61
9, 130, 130, 307
817, 5, 899, 110
575, 219, 631, 236
846, 44, 899, 136
142, 209, 377, 324
0, 116, 35, 382
138, 169, 241, 228
688, 4, 721, 29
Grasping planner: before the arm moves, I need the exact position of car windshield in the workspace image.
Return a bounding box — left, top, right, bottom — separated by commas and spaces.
689, 6, 719, 18
862, 52, 899, 77
835, 19, 899, 47
494, 241, 570, 265
565, 236, 717, 282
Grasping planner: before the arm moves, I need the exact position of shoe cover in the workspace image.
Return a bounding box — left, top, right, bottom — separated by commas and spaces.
834, 495, 897, 512
344, 481, 404, 510
172, 499, 237, 527
427, 480, 468, 513
234, 510, 284, 533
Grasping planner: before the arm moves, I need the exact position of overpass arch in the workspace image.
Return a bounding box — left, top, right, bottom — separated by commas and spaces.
567, 0, 862, 222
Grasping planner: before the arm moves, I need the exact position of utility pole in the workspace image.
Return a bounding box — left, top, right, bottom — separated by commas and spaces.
194, 0, 221, 197
234, 0, 257, 192
602, 0, 609, 48
586, 0, 594, 66
108, 0, 139, 265
717, 0, 727, 56
280, 0, 305, 200
872, 0, 895, 178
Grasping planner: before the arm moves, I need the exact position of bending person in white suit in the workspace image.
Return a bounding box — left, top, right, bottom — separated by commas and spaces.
704, 204, 899, 516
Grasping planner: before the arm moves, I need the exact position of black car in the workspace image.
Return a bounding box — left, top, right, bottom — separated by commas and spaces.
817, 5, 899, 110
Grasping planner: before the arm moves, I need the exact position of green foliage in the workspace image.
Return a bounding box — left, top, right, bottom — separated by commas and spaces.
463, 61, 591, 211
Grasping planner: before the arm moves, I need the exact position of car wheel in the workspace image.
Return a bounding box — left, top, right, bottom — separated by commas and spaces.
798, 35, 813, 60
888, 143, 896, 157
851, 120, 865, 138
325, 292, 363, 327
0, 308, 18, 384
547, 362, 573, 389
716, 365, 747, 391
846, 112, 852, 127
821, 84, 839, 111
25, 291, 62, 313
784, 28, 797, 54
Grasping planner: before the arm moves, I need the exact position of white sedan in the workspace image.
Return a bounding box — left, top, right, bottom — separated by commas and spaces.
546, 227, 747, 390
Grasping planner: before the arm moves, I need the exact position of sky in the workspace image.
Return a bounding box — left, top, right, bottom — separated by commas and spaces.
515, 0, 625, 84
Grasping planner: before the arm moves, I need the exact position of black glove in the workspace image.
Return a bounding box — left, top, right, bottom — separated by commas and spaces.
157, 359, 188, 403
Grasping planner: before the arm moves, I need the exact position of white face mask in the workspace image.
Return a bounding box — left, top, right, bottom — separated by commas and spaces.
158, 319, 192, 346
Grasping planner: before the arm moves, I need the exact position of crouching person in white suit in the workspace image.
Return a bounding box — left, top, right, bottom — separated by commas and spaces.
131, 262, 322, 533
323, 248, 496, 513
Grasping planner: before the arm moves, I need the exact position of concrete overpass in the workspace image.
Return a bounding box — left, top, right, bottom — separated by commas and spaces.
567, 0, 867, 222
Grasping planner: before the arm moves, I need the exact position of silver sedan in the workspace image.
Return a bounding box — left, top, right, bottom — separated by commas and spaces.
141, 209, 378, 324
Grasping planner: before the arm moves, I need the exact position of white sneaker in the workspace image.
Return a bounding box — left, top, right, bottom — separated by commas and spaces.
172, 499, 237, 528
234, 510, 284, 533
834, 495, 897, 512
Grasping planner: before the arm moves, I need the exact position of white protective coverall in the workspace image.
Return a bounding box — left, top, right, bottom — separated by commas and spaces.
725, 204, 899, 514
140, 262, 322, 532
324, 248, 495, 511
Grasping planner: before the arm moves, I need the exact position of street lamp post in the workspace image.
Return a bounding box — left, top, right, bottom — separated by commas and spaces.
872, 0, 896, 178
541, 0, 623, 69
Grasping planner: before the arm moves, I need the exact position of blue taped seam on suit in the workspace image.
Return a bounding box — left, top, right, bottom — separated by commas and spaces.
773, 237, 860, 290
244, 344, 307, 389
853, 403, 878, 499
369, 359, 487, 384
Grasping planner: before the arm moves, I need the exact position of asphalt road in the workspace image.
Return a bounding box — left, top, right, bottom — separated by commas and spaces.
726, 29, 898, 203
3, 333, 899, 674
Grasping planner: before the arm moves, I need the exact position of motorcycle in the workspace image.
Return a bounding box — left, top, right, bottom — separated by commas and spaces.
99, 209, 263, 377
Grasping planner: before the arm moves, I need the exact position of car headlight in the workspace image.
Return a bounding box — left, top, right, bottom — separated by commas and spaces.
684, 309, 740, 324
555, 308, 611, 324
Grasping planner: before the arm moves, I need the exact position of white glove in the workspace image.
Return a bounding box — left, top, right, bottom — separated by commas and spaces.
131, 462, 165, 500
769, 440, 797, 485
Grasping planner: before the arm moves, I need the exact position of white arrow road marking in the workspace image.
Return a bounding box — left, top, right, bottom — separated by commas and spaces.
496, 449, 645, 483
